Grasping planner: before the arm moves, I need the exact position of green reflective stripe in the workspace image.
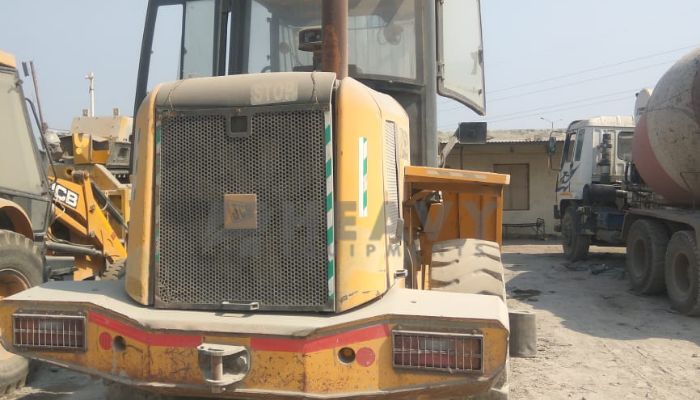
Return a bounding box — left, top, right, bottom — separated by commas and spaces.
326, 227, 334, 245
324, 112, 335, 307
359, 137, 368, 217
324, 124, 331, 144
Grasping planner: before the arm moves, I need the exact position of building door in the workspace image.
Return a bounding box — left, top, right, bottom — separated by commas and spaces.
494, 164, 529, 210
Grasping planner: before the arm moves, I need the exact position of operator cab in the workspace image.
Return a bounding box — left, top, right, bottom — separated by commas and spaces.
0, 52, 52, 238
556, 116, 635, 204
135, 0, 485, 166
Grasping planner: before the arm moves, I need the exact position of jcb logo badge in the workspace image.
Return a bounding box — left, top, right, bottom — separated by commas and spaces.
50, 182, 79, 208
224, 194, 257, 230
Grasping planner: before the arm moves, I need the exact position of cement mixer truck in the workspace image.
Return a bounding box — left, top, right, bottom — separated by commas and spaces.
553, 47, 700, 316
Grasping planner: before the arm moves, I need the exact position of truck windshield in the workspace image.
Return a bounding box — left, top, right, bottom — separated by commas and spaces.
247, 0, 418, 81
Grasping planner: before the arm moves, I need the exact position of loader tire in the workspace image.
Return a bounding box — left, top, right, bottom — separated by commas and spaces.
0, 230, 43, 397
430, 238, 506, 301
664, 230, 700, 316
561, 207, 590, 261
101, 259, 126, 280
626, 219, 668, 294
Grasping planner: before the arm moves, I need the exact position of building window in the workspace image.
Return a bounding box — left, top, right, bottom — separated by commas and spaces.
494, 164, 529, 210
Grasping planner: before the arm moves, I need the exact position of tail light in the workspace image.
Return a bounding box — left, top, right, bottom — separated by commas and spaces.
392, 330, 483, 373
13, 312, 86, 351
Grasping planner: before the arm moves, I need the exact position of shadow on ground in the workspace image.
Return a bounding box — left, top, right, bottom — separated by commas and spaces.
503, 239, 700, 345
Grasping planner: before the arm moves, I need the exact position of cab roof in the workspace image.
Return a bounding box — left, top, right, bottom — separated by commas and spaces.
567, 115, 635, 131
0, 50, 17, 69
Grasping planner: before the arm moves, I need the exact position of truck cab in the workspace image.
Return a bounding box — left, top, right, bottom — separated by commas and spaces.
554, 116, 635, 260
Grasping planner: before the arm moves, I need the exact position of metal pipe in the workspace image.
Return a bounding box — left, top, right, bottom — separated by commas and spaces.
24, 61, 47, 134
45, 241, 103, 258
321, 0, 348, 79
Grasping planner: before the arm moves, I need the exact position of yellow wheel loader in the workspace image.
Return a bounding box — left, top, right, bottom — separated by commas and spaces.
1, 1, 511, 398
0, 50, 130, 395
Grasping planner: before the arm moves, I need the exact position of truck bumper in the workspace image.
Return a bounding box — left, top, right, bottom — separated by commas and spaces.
0, 281, 508, 399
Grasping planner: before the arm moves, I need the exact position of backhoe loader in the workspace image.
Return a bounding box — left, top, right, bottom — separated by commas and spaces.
0, 50, 129, 395
1, 1, 511, 398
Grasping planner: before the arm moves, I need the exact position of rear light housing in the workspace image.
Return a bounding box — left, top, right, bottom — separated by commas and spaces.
12, 311, 86, 351
392, 330, 483, 373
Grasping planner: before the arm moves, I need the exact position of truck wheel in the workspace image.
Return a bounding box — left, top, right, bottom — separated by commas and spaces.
626, 219, 668, 294
0, 230, 43, 395
664, 230, 700, 315
561, 207, 590, 261
430, 238, 506, 300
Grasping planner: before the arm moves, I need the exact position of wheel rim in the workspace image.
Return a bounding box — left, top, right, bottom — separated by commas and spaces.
671, 252, 691, 295
630, 239, 648, 280
0, 268, 30, 300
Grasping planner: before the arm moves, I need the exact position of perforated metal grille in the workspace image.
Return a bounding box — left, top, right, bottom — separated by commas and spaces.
383, 121, 400, 238
156, 109, 329, 310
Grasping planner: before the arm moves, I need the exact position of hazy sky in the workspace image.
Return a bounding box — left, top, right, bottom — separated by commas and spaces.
2, 0, 699, 131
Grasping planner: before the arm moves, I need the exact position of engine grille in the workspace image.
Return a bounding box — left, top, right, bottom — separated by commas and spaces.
155, 109, 330, 311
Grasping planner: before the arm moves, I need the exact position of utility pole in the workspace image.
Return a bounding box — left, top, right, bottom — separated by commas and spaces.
85, 72, 95, 117
540, 116, 555, 132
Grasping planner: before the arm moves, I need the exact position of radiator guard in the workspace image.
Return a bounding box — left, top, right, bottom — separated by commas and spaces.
153, 106, 335, 311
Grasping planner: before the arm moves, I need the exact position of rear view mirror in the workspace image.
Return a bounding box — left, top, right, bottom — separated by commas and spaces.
546, 136, 560, 171
546, 136, 557, 156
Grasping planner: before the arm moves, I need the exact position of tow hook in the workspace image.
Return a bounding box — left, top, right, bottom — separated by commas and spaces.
197, 343, 250, 393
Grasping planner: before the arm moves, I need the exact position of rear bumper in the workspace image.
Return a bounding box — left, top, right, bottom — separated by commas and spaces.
0, 281, 508, 399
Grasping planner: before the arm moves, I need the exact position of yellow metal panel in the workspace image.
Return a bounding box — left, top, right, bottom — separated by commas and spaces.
0, 50, 17, 69
71, 133, 110, 165
405, 165, 510, 186
70, 116, 133, 141
365, 88, 411, 290
406, 165, 508, 246
125, 87, 161, 304
334, 78, 389, 311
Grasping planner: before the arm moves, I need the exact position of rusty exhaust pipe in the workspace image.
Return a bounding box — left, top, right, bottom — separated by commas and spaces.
321, 0, 348, 79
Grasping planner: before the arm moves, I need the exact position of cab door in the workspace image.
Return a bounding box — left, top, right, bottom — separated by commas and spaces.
557, 131, 576, 201
436, 0, 485, 115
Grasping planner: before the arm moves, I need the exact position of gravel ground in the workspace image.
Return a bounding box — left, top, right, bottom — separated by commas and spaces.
4, 239, 700, 399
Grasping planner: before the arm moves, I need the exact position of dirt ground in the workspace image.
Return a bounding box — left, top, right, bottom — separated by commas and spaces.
4, 239, 700, 399
505, 240, 700, 400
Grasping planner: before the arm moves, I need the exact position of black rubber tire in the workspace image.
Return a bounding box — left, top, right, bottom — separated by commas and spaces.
561, 206, 590, 261
430, 238, 506, 300
101, 259, 126, 280
0, 230, 43, 396
664, 230, 700, 316
625, 219, 668, 294
431, 238, 508, 399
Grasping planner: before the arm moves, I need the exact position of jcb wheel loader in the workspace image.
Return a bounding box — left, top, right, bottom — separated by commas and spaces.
1, 1, 511, 398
